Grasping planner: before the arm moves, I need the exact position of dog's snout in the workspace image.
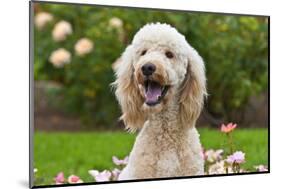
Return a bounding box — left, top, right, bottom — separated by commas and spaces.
141, 63, 156, 76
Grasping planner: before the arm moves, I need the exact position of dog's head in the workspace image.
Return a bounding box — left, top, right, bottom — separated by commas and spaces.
113, 23, 207, 131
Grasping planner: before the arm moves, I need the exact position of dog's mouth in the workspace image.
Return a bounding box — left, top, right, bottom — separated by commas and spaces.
143, 80, 170, 106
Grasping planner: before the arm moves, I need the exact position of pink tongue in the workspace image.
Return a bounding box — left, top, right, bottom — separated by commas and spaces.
145, 82, 162, 104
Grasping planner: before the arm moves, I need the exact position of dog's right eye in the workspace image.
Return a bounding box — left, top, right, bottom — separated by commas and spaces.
165, 51, 174, 59
140, 50, 147, 56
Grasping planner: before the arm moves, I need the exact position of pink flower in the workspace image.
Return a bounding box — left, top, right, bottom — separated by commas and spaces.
226, 151, 245, 164
208, 160, 234, 174
204, 149, 224, 163
67, 175, 83, 184
89, 170, 112, 182
112, 156, 129, 166
221, 123, 237, 133
54, 172, 65, 184
111, 168, 121, 181
255, 165, 268, 172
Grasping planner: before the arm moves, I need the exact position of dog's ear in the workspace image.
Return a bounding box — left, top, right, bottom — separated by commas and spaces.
179, 46, 207, 127
112, 45, 146, 132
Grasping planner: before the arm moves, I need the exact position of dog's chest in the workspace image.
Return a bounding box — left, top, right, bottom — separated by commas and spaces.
155, 147, 182, 176
133, 125, 186, 177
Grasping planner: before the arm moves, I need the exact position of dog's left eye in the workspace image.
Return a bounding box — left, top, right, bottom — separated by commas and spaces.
165, 51, 174, 59
140, 50, 147, 56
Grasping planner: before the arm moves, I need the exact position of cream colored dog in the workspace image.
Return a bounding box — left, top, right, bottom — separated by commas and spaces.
113, 23, 207, 180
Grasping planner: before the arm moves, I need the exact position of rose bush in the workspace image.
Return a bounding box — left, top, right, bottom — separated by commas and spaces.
34, 3, 268, 128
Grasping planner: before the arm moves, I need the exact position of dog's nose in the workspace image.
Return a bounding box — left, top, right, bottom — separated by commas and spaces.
141, 63, 156, 76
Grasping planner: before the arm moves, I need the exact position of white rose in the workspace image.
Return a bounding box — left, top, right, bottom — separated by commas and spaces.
35, 12, 53, 29
52, 20, 72, 42
49, 48, 71, 68
74, 38, 94, 56
109, 17, 123, 28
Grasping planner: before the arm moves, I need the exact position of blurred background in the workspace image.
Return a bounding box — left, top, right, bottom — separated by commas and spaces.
33, 2, 268, 185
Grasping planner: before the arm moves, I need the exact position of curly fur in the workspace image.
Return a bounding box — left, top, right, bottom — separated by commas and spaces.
113, 23, 207, 179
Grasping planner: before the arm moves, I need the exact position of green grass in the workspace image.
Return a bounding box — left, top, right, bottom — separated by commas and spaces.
33, 128, 268, 185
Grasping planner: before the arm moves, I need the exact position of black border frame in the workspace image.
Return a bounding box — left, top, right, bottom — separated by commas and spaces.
29, 0, 270, 188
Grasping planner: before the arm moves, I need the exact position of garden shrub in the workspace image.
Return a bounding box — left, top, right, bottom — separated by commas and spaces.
34, 3, 268, 127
